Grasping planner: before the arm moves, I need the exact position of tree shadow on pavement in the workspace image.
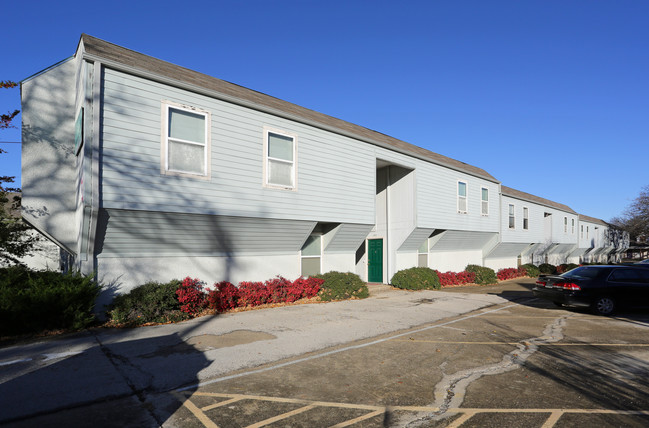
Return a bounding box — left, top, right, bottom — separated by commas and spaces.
0, 321, 214, 427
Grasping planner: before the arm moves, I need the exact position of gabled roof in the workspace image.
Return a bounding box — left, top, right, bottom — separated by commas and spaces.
501, 185, 576, 214
78, 34, 498, 183
578, 213, 609, 226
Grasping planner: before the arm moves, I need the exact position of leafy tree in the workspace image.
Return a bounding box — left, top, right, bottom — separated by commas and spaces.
1, 80, 19, 130
1, 80, 38, 265
610, 185, 649, 243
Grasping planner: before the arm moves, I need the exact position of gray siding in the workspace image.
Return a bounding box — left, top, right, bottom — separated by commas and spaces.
397, 228, 434, 252
324, 223, 374, 254
96, 209, 316, 257
485, 243, 532, 259
100, 68, 375, 224
429, 230, 498, 252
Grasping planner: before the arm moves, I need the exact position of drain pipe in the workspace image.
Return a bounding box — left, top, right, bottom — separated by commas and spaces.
385, 166, 390, 284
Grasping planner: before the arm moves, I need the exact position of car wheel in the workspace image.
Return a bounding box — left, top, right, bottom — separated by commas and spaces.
592, 296, 615, 315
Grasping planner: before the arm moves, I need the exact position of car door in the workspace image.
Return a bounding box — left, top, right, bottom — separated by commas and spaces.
608, 268, 649, 308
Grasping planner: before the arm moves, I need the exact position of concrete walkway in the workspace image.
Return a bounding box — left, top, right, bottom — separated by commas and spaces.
0, 282, 528, 425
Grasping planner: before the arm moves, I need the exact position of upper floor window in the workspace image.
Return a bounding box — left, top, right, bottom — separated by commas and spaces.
571, 218, 575, 234
481, 187, 489, 216
264, 128, 297, 190
162, 102, 210, 179
523, 207, 529, 230
508, 204, 515, 229
457, 181, 467, 214
564, 217, 568, 233
581, 225, 584, 238
586, 226, 589, 239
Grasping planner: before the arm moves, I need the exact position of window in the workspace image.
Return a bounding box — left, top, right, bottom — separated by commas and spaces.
264, 128, 297, 189
457, 181, 467, 213
162, 102, 210, 178
481, 187, 489, 216
301, 235, 321, 276
572, 218, 575, 234
587, 226, 589, 239
523, 207, 529, 230
564, 217, 568, 233
508, 204, 515, 229
418, 240, 428, 267
581, 225, 584, 239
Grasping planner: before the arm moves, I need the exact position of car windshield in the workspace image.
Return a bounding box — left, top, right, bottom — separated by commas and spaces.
560, 266, 602, 279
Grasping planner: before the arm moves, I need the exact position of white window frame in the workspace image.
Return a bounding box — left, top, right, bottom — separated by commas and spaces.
457, 181, 468, 214
263, 127, 297, 190
523, 206, 529, 230
481, 187, 489, 216
581, 225, 584, 239
564, 217, 568, 233
571, 218, 575, 234
508, 204, 515, 229
161, 101, 211, 180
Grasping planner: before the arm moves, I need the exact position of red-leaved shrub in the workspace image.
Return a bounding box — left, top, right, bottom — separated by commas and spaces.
290, 277, 323, 301
496, 267, 528, 281
176, 277, 207, 314
237, 281, 270, 307
207, 281, 239, 312
266, 276, 292, 303
435, 270, 476, 286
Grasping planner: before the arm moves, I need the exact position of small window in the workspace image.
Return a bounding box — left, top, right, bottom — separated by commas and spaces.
581, 225, 584, 239
418, 240, 428, 267
264, 128, 297, 189
564, 217, 568, 233
162, 103, 210, 178
508, 204, 515, 229
523, 207, 529, 230
481, 187, 489, 216
457, 181, 467, 214
572, 218, 575, 234
301, 235, 321, 276
587, 226, 589, 239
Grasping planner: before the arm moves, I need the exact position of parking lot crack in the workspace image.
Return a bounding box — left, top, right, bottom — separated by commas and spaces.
404, 315, 568, 427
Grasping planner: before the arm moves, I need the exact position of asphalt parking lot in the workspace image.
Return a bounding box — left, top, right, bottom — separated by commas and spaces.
163, 286, 649, 427
3, 279, 649, 427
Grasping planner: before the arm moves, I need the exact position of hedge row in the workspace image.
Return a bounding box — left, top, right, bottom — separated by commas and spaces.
391, 263, 541, 290
109, 271, 369, 326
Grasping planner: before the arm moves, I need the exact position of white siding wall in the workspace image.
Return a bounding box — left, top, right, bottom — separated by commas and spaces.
101, 69, 376, 224
547, 209, 579, 244
500, 196, 544, 244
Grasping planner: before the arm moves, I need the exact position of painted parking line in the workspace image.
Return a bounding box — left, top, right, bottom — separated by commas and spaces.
177, 391, 649, 428
392, 339, 649, 346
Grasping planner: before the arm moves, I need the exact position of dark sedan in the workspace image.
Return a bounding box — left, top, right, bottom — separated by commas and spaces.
532, 265, 649, 315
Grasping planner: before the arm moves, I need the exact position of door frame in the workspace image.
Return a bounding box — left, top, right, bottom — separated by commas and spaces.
368, 238, 383, 283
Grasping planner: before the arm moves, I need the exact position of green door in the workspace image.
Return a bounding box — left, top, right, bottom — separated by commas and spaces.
368, 239, 383, 283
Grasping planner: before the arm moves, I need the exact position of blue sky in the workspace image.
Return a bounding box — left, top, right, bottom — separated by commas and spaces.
1, 0, 647, 221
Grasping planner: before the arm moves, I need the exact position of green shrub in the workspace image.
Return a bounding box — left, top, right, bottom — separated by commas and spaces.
465, 264, 498, 285
0, 266, 100, 336
315, 271, 369, 301
557, 263, 579, 274
391, 267, 441, 290
521, 263, 540, 278
108, 280, 189, 326
538, 263, 556, 275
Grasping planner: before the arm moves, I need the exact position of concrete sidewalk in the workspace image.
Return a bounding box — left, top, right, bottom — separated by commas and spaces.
0, 282, 530, 426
